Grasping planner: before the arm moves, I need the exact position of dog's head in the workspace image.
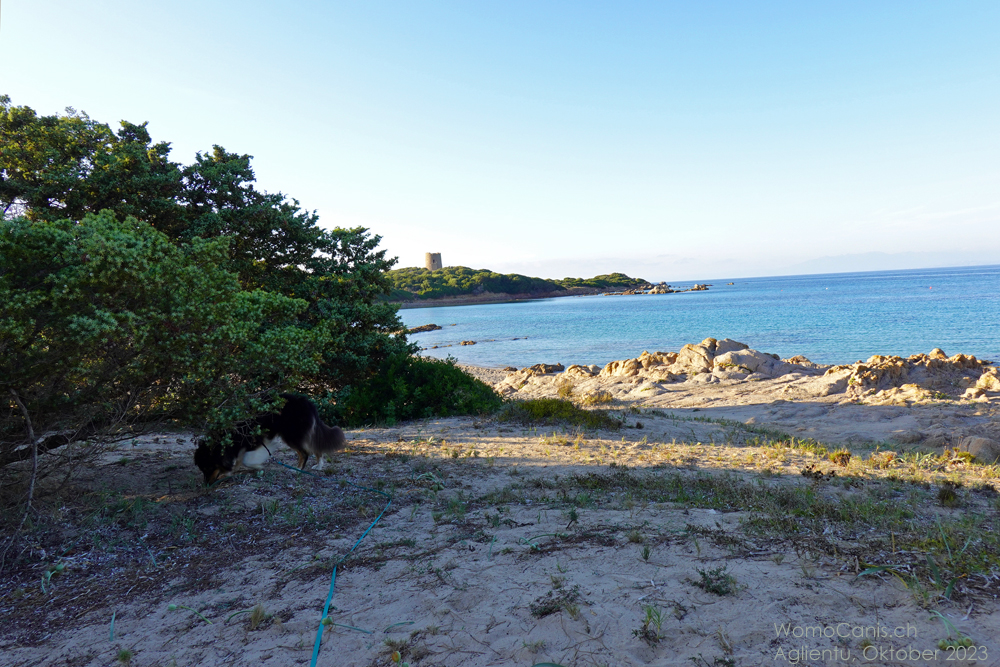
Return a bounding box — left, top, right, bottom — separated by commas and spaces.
193, 438, 232, 485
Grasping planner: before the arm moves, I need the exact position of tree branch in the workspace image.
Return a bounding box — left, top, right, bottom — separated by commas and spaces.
8, 390, 38, 512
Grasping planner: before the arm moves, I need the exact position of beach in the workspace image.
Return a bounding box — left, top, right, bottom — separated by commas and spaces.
4, 338, 999, 666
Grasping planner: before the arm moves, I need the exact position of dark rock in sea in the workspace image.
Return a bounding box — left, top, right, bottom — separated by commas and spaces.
408, 323, 443, 334
460, 340, 476, 346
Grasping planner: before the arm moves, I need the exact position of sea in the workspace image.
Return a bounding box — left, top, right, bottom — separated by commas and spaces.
397, 265, 1000, 369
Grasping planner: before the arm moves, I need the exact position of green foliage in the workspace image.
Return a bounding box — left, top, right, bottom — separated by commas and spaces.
0, 212, 325, 461
386, 266, 647, 301
693, 566, 739, 596
386, 266, 559, 300
328, 355, 503, 426
552, 272, 647, 290
0, 96, 183, 231
498, 399, 621, 431
1, 96, 410, 397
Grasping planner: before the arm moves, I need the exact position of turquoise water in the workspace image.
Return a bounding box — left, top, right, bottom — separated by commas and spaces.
398, 265, 1000, 368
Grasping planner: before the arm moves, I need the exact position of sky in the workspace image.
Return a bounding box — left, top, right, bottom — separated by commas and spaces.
2, 1, 998, 281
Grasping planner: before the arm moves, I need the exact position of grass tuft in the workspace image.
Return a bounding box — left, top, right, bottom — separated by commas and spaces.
693, 565, 739, 596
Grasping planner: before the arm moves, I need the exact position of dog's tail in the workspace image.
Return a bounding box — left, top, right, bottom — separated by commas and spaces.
320, 421, 347, 453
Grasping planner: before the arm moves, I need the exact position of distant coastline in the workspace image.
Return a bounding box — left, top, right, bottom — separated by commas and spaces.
396, 283, 713, 309
390, 265, 715, 309
387, 266, 650, 306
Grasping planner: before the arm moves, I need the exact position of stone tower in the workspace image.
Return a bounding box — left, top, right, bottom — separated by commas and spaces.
425, 253, 442, 271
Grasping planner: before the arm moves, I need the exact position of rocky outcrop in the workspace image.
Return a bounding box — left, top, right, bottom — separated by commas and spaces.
407, 323, 443, 334
495, 363, 567, 395
589, 339, 813, 384
823, 350, 992, 402
490, 339, 997, 406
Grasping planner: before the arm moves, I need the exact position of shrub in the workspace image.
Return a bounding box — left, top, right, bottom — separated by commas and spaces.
556, 380, 574, 399
498, 399, 620, 431
582, 390, 614, 406
1, 212, 325, 467
0, 96, 412, 397
328, 355, 503, 426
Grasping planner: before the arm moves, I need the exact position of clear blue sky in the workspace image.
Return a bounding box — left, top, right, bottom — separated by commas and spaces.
2, 2, 998, 280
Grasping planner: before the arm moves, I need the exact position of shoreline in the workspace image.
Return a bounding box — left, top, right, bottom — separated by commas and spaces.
395, 283, 713, 309
452, 337, 1000, 453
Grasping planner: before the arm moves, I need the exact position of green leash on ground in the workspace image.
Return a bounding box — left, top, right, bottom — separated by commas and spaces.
270, 460, 393, 667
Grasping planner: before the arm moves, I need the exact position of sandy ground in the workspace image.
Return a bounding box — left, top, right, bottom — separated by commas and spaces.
3, 341, 1000, 667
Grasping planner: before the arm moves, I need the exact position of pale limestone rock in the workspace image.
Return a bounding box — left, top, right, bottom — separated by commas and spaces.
713, 349, 794, 378
715, 338, 749, 355
963, 387, 986, 400
565, 364, 597, 378
673, 342, 715, 374
867, 384, 933, 405
600, 358, 642, 377
526, 363, 564, 374
645, 368, 681, 383
976, 368, 1000, 392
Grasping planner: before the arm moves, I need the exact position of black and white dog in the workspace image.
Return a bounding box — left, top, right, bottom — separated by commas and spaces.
194, 394, 346, 484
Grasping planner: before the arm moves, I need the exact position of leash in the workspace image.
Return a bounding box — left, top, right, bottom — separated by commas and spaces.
271, 460, 392, 667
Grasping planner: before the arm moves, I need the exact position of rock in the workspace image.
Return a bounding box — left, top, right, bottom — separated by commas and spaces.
565, 364, 597, 377
958, 436, 1000, 464
924, 433, 949, 448
638, 350, 676, 368
835, 351, 990, 400
407, 323, 443, 334
526, 363, 564, 374
502, 366, 517, 372
713, 349, 793, 378
715, 339, 749, 355
891, 430, 925, 444
600, 358, 642, 377
976, 368, 1000, 392
673, 341, 716, 374
868, 383, 933, 405
929, 348, 948, 360
963, 387, 986, 400
460, 340, 476, 345
812, 371, 851, 396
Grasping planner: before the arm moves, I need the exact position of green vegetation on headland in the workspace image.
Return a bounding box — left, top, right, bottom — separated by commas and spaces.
387, 266, 647, 301
0, 95, 498, 478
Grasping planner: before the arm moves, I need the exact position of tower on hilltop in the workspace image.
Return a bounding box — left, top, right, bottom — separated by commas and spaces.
425, 253, 442, 271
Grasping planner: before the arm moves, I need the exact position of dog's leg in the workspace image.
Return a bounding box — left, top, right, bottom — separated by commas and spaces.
296, 450, 309, 470
311, 455, 326, 472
